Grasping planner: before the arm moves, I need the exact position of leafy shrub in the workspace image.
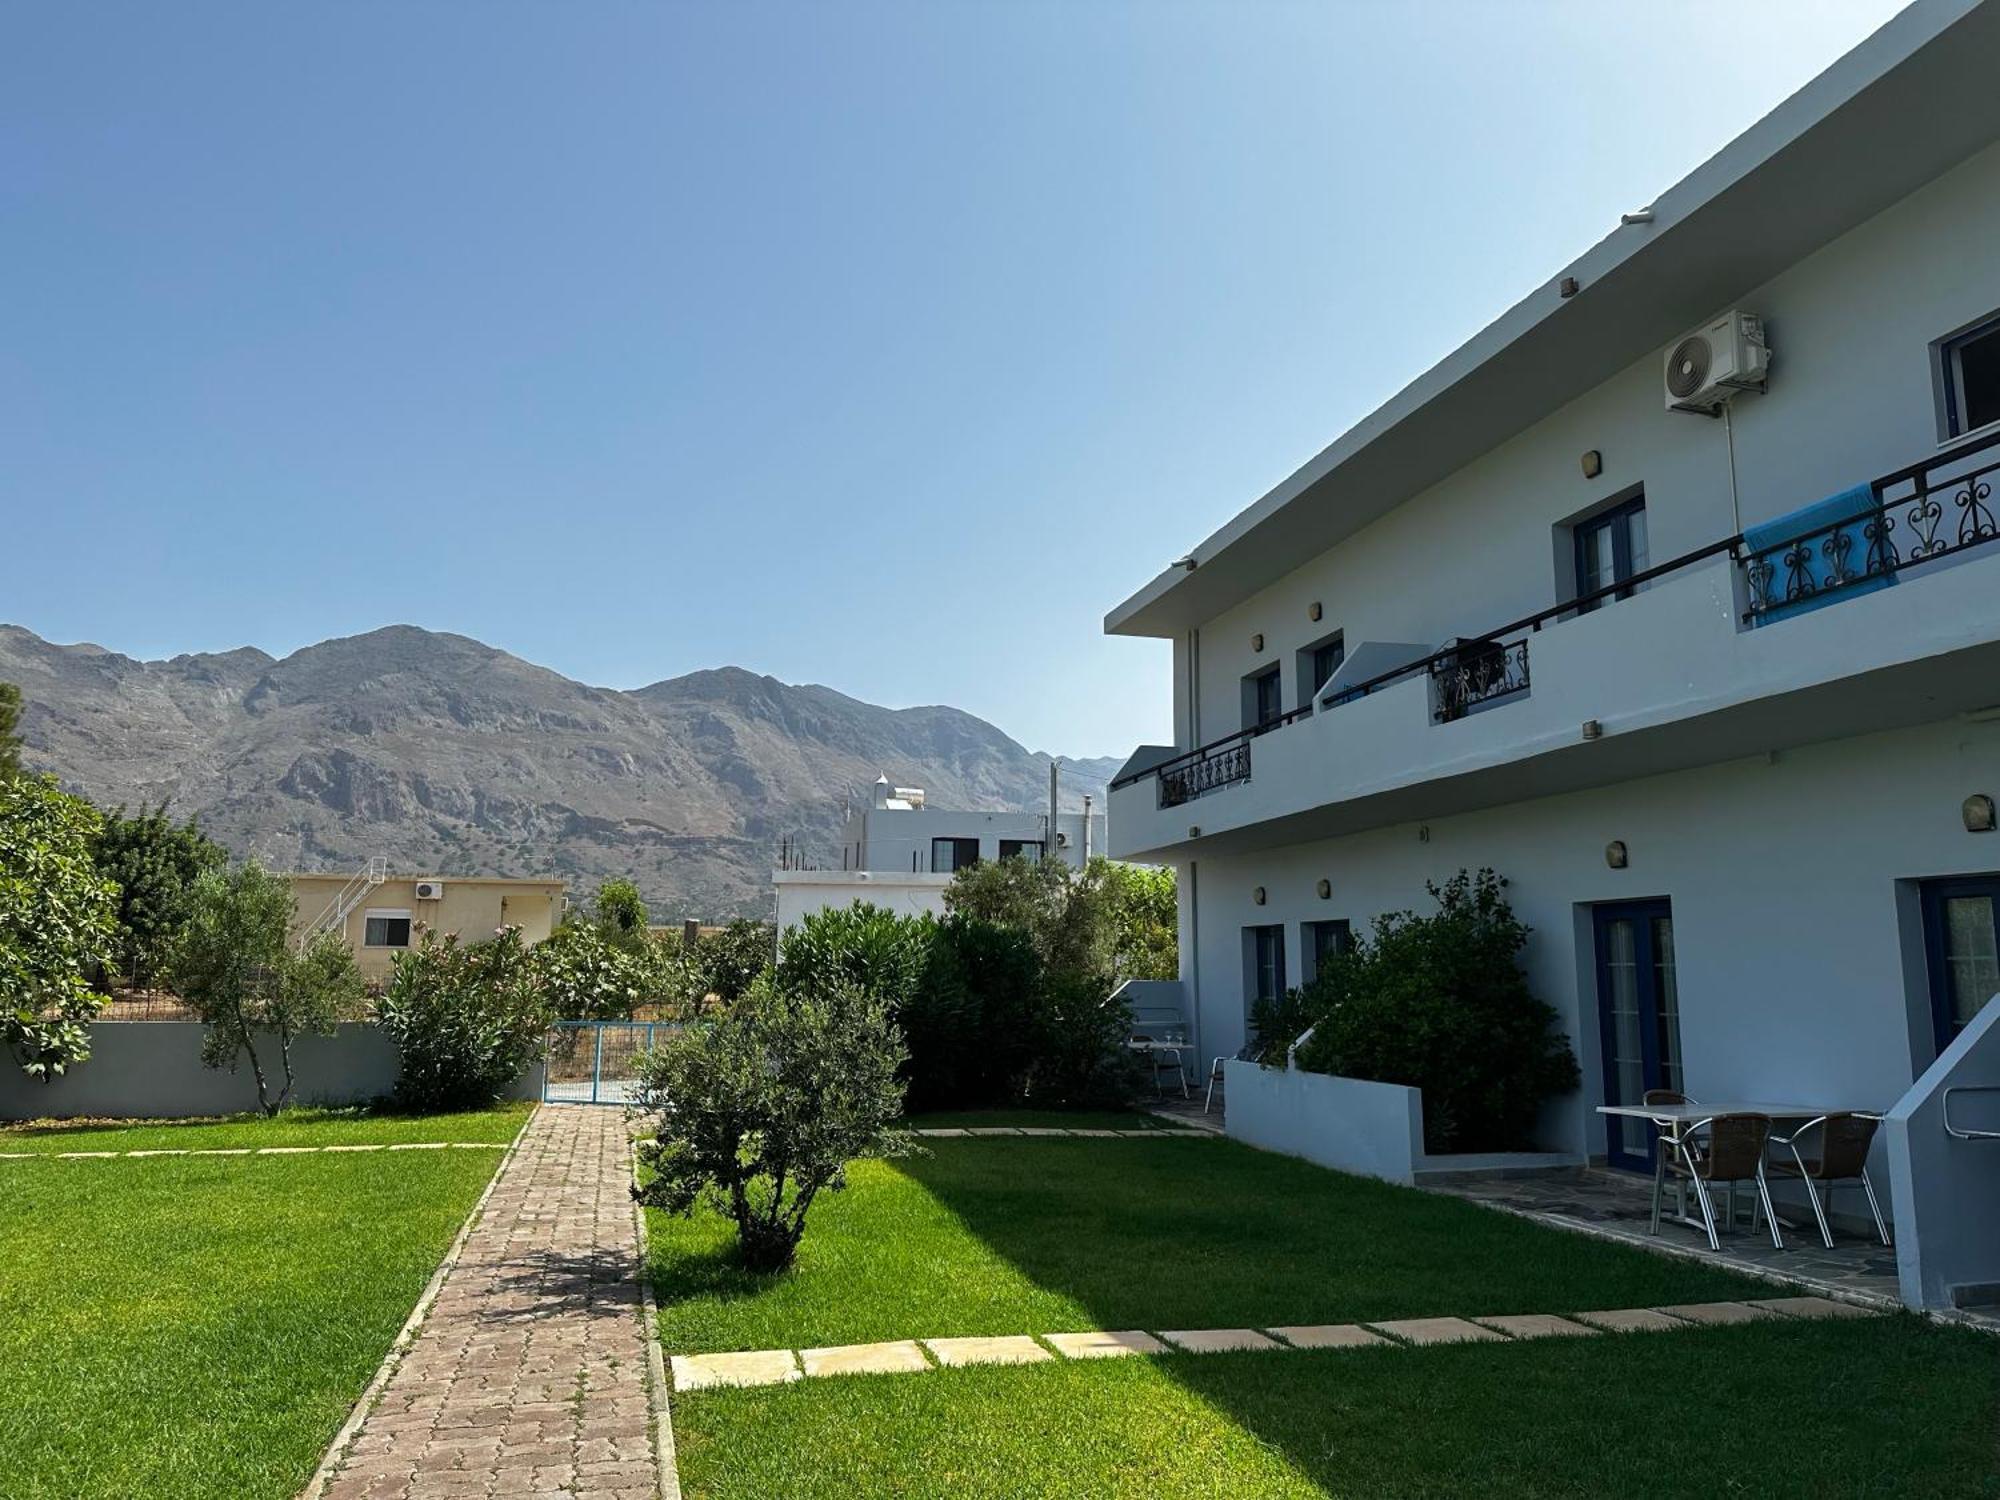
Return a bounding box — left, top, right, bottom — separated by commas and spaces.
91, 802, 227, 987
0, 774, 117, 1080
775, 902, 931, 1011
591, 878, 651, 952
694, 918, 774, 1003
376, 925, 550, 1112
905, 914, 1042, 1111
532, 920, 653, 1020
632, 975, 911, 1273
171, 862, 367, 1115
1291, 869, 1578, 1153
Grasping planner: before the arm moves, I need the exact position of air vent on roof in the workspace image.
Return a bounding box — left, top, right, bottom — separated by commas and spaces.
1664, 311, 1769, 414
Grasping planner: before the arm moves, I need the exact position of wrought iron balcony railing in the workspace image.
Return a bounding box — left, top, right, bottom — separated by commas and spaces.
1112, 425, 2000, 819
1743, 429, 2000, 619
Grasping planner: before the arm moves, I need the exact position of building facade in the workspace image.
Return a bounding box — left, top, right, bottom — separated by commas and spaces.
1104, 0, 2000, 1312
287, 869, 567, 983
824, 775, 1107, 875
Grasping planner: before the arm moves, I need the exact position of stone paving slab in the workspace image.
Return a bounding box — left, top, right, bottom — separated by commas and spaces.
671, 1349, 800, 1391
1655, 1300, 1776, 1326
1748, 1296, 1879, 1320
1043, 1330, 1168, 1359
308, 1106, 662, 1500
1267, 1324, 1392, 1350
964, 1127, 1023, 1136
800, 1340, 932, 1378
1159, 1327, 1282, 1354
1573, 1308, 1693, 1333
1473, 1314, 1599, 1340
924, 1335, 1053, 1368
1368, 1317, 1506, 1346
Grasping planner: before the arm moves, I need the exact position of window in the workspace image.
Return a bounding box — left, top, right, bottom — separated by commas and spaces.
1244, 665, 1283, 731
363, 910, 413, 949
1302, 919, 1352, 983
931, 837, 980, 873
1246, 924, 1286, 1004
1296, 633, 1345, 705
1922, 875, 2000, 1052
1938, 313, 2000, 439
1572, 493, 1649, 611
998, 838, 1044, 863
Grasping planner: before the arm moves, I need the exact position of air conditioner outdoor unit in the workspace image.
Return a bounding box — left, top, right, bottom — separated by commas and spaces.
1056, 831, 1071, 848
414, 880, 445, 901
1664, 311, 1769, 413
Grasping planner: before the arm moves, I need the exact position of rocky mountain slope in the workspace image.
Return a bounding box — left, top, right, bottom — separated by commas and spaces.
0, 623, 1121, 917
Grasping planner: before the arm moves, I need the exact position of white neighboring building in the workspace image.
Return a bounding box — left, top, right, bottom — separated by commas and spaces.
1103, 0, 2000, 1315
772, 775, 1110, 933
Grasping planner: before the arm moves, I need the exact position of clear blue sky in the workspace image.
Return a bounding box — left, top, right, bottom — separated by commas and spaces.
2, 1, 1905, 757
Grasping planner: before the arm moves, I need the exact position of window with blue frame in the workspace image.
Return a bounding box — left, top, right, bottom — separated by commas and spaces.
1922, 875, 2000, 1052
1246, 924, 1285, 1006
1302, 918, 1351, 983
1572, 493, 1649, 611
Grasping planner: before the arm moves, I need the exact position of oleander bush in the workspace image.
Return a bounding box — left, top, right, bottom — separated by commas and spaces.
376, 925, 550, 1111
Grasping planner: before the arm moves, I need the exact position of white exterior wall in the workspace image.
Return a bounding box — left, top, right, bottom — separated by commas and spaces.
1182, 718, 2000, 1171
1182, 138, 2000, 748
773, 870, 952, 933
845, 806, 1107, 873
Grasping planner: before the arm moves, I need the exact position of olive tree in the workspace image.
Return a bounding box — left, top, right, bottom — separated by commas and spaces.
170, 861, 366, 1115
0, 774, 118, 1080
633, 976, 911, 1272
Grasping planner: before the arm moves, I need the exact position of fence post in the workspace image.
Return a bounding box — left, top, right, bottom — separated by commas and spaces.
591, 1025, 603, 1105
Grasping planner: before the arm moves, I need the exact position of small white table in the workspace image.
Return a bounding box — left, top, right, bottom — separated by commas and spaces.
1128, 1039, 1191, 1098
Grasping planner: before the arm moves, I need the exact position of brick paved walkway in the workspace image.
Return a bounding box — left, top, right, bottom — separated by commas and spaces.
315, 1106, 662, 1500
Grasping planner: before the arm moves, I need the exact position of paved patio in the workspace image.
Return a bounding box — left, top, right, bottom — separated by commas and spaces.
310, 1105, 664, 1500
1422, 1165, 1903, 1308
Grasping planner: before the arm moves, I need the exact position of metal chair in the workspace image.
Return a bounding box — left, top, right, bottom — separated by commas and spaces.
1643, 1089, 1697, 1221
1204, 1045, 1259, 1114
1129, 1031, 1190, 1099
1764, 1112, 1891, 1249
1658, 1113, 1782, 1252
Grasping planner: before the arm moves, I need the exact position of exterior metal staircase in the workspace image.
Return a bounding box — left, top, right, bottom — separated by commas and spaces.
299, 855, 388, 951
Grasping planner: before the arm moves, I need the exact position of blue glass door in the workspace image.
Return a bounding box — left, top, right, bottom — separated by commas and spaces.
1593, 901, 1681, 1172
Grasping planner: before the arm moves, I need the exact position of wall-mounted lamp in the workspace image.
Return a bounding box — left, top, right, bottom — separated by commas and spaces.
1316, 878, 1332, 900
1965, 794, 1997, 834
1188, 825, 1201, 839
1559, 276, 1580, 299
1308, 602, 1322, 623
1417, 825, 1431, 844
1605, 840, 1629, 869
1581, 450, 1603, 480
1172, 554, 1197, 573
1252, 886, 1267, 906
1582, 719, 1603, 741
1251, 633, 1265, 653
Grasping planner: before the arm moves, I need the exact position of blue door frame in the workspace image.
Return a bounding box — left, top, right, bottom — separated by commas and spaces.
1592, 899, 1677, 1174
1921, 874, 2000, 1056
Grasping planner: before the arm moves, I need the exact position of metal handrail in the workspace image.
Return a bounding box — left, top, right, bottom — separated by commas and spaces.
1109, 702, 1314, 791
1942, 1085, 2000, 1141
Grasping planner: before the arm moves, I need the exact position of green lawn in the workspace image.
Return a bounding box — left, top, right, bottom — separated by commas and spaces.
648, 1136, 1762, 1354
678, 1318, 1999, 1499
0, 1098, 533, 1153
655, 1136, 2000, 1498
903, 1108, 1183, 1131
0, 1111, 517, 1500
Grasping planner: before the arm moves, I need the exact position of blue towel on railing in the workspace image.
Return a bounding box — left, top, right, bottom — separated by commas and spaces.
1742, 483, 1895, 626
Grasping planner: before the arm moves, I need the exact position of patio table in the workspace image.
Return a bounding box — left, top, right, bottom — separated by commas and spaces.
1595, 1103, 1877, 1243
1128, 1039, 1191, 1098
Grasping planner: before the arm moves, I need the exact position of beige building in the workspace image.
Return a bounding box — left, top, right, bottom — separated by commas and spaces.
287, 867, 567, 982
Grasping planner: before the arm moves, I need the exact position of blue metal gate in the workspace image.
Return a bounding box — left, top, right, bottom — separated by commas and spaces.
543, 1021, 677, 1105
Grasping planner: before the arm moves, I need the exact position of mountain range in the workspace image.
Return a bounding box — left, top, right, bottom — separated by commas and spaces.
0, 623, 1122, 918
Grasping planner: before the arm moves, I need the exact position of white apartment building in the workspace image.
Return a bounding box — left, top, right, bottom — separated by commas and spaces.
1104, 0, 2000, 1314
772, 774, 1109, 932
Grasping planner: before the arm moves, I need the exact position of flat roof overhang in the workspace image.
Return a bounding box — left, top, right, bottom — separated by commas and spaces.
1105, 0, 2000, 640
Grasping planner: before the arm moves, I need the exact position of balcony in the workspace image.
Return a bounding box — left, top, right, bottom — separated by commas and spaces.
1109, 429, 2000, 862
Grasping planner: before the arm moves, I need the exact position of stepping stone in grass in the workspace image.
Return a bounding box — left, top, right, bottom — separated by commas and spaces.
925, 1336, 1052, 1368
1745, 1296, 1880, 1320
388, 1142, 450, 1151
125, 1149, 190, 1157
1572, 1308, 1691, 1333
914, 1129, 969, 1137
324, 1145, 386, 1152
1043, 1330, 1167, 1360
1069, 1129, 1122, 1137
58, 1151, 119, 1159
1367, 1317, 1506, 1347
671, 1350, 799, 1391
1158, 1328, 1281, 1354
1016, 1128, 1072, 1137
1266, 1324, 1392, 1350
1654, 1301, 1775, 1326
964, 1128, 1023, 1137
799, 1341, 932, 1378
1472, 1314, 1599, 1340
257, 1146, 318, 1154
190, 1148, 254, 1156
